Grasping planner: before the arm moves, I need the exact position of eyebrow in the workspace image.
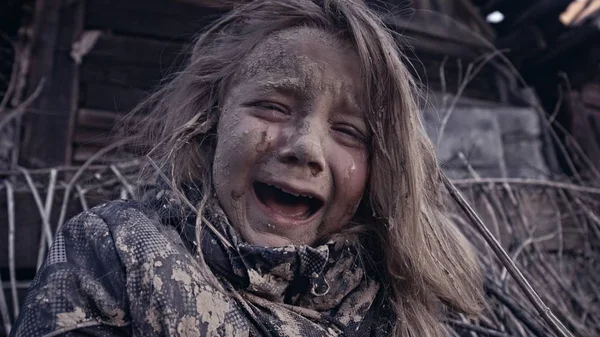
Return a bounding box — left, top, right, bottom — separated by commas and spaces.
245, 78, 364, 119
250, 79, 307, 98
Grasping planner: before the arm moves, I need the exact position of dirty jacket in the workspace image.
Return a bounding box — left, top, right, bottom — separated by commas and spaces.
10, 189, 393, 337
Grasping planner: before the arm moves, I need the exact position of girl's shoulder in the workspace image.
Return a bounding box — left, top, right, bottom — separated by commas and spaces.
11, 200, 199, 336
67, 199, 190, 265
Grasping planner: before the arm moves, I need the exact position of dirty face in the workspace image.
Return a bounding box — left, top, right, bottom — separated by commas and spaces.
212, 27, 369, 246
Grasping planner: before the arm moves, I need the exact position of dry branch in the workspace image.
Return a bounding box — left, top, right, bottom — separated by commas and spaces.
4, 181, 18, 317
442, 173, 575, 337
0, 158, 598, 337
452, 178, 600, 194
0, 78, 45, 132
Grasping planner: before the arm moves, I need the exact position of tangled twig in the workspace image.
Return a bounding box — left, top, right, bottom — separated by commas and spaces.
442, 173, 575, 337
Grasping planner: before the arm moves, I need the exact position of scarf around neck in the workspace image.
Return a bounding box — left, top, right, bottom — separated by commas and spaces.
150, 184, 389, 336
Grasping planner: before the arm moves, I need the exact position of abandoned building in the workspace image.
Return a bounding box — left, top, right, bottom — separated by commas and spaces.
1, 0, 599, 336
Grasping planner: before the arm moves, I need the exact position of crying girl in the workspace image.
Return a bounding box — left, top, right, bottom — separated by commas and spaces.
12, 1, 483, 336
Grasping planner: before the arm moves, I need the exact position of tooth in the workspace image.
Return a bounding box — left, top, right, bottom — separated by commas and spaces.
281, 187, 299, 196
268, 183, 312, 197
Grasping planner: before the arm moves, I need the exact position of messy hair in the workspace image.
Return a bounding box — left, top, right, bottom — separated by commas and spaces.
133, 0, 483, 336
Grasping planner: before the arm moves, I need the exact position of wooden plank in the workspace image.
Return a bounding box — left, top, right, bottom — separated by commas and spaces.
77, 108, 134, 129
78, 35, 182, 112
85, 0, 227, 41
386, 11, 491, 55
175, 0, 236, 8
81, 60, 171, 91
79, 34, 184, 102
73, 127, 114, 147
87, 34, 184, 67
80, 82, 148, 112
408, 52, 500, 101
71, 145, 129, 164
89, 0, 223, 17
19, 0, 84, 168
73, 109, 148, 164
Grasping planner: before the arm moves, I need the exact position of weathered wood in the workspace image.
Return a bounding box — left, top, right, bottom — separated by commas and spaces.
19, 0, 84, 168
387, 13, 490, 56
80, 60, 172, 91
85, 0, 226, 41
175, 0, 235, 9
79, 34, 185, 97
86, 34, 184, 68
522, 25, 600, 86
408, 51, 501, 101
77, 108, 119, 130
73, 109, 145, 163
71, 145, 127, 164
80, 82, 148, 113
73, 127, 114, 147
77, 108, 139, 130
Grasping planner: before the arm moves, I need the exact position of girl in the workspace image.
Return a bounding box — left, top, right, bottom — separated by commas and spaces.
11, 0, 482, 336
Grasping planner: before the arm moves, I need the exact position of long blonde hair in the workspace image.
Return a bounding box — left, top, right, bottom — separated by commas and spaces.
133, 1, 483, 336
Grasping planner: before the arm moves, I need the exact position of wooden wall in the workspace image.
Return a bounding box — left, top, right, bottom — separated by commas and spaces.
568, 76, 600, 172
18, 0, 226, 168
16, 0, 503, 168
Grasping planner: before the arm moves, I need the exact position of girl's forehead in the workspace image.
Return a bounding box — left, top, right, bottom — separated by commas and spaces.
234, 27, 364, 104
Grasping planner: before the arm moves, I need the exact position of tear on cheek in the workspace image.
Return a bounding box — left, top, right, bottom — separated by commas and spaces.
344, 161, 357, 180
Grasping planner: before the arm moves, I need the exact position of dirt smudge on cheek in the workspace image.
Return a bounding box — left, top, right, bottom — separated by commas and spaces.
299, 120, 311, 135
255, 128, 270, 154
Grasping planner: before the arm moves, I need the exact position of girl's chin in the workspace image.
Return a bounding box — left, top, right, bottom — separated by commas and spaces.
237, 223, 319, 247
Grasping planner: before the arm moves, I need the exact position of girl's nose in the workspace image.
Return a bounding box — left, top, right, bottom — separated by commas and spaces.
277, 128, 325, 177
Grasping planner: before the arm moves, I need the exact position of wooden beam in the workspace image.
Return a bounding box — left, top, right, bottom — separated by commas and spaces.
77, 108, 140, 130
79, 34, 184, 94
80, 82, 148, 112
85, 0, 227, 41
86, 34, 182, 67
19, 0, 84, 168
174, 0, 235, 9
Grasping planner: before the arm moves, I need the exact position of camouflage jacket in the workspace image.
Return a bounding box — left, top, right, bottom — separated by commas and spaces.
11, 192, 393, 337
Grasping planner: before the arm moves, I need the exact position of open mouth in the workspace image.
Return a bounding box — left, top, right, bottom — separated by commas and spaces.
253, 181, 323, 220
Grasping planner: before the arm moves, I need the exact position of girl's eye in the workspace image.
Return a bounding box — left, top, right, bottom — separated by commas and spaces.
332, 124, 366, 146
251, 101, 289, 116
